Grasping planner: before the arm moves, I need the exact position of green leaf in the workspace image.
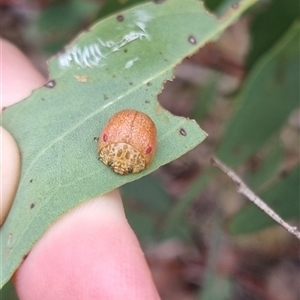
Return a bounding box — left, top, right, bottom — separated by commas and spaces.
229, 164, 300, 235
0, 0, 258, 287
198, 207, 233, 300
247, 0, 300, 69
97, 0, 147, 20
1, 280, 19, 300
217, 23, 300, 167
125, 211, 157, 241
245, 141, 283, 190
163, 169, 213, 239
121, 174, 171, 240
121, 174, 171, 213
32, 0, 101, 54
36, 0, 99, 32
191, 73, 221, 122
121, 174, 172, 239
200, 275, 233, 300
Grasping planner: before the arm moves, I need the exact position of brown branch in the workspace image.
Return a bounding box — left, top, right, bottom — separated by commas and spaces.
210, 156, 300, 240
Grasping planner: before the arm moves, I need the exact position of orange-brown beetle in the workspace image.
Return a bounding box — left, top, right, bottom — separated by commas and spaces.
98, 109, 157, 175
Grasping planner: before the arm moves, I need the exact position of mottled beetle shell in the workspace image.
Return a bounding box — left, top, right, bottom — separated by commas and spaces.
98, 109, 157, 175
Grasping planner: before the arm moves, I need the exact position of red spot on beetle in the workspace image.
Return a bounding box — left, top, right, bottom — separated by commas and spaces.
103, 133, 108, 142
145, 146, 152, 154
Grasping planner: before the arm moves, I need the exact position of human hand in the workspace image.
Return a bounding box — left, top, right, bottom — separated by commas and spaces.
1, 38, 160, 299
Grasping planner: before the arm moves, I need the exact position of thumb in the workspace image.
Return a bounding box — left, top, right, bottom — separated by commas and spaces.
1, 38, 46, 225
0, 126, 20, 225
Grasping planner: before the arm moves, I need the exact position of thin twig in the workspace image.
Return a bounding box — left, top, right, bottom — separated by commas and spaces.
210, 156, 300, 240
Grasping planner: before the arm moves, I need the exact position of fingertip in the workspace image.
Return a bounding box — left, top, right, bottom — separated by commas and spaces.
1, 38, 46, 109
0, 127, 21, 225
0, 38, 45, 224
15, 191, 159, 299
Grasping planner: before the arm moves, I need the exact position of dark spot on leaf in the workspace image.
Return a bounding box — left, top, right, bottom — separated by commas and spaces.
159, 51, 162, 55
94, 137, 99, 142
129, 82, 133, 86
164, 58, 168, 62
42, 98, 45, 101
117, 14, 124, 22
2, 106, 6, 112
231, 3, 239, 9
234, 145, 243, 154
112, 74, 116, 78
124, 49, 128, 53
280, 169, 289, 178
188, 35, 197, 45
179, 128, 187, 136
247, 156, 261, 171
44, 79, 56, 88
30, 203, 35, 209
146, 82, 152, 86
103, 94, 109, 100
30, 179, 33, 183
153, 0, 165, 3
145, 100, 150, 104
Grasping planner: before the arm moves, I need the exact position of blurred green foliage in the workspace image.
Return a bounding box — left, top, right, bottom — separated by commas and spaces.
246, 0, 300, 69
31, 0, 101, 54
2, 0, 299, 298
97, 0, 148, 19
217, 23, 299, 167
230, 164, 300, 234
1, 280, 18, 300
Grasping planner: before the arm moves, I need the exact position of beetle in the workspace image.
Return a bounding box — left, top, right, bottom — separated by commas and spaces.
98, 109, 157, 175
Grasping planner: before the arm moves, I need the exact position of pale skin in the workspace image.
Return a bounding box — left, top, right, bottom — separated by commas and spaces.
1, 38, 160, 299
